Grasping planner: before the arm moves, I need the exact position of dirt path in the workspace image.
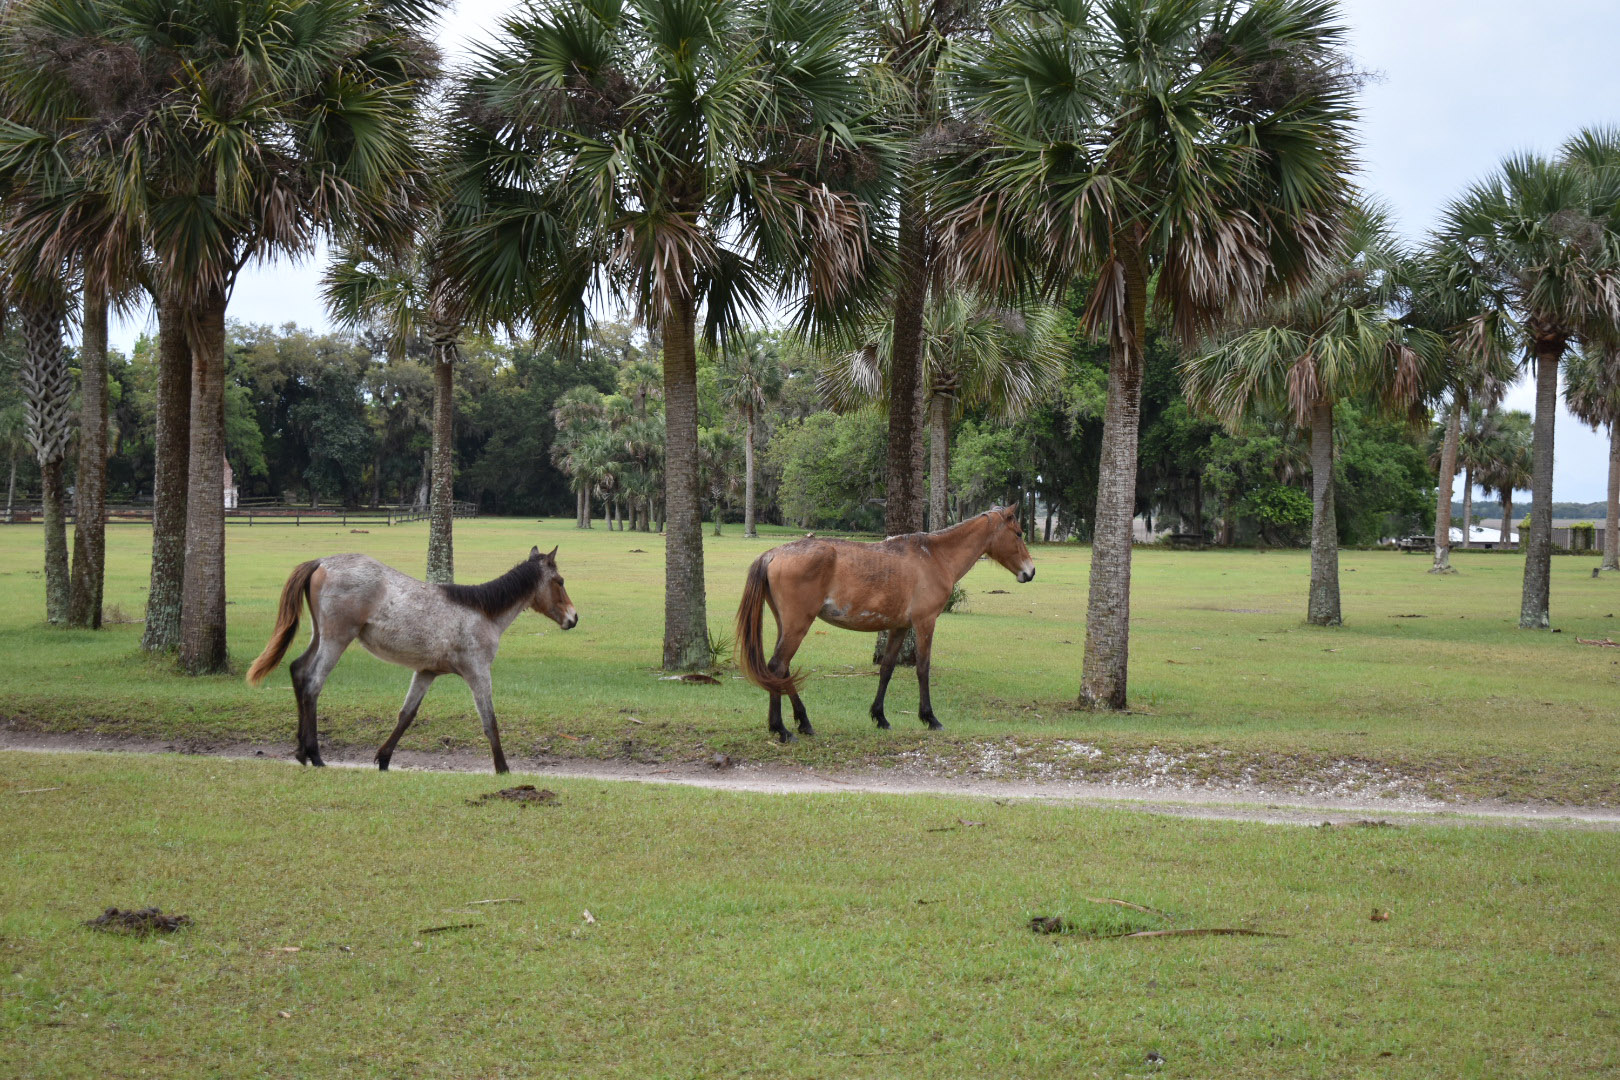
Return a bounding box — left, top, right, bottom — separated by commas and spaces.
4, 730, 1617, 831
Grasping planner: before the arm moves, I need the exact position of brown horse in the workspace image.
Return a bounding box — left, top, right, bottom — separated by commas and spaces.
246, 547, 577, 773
735, 506, 1034, 741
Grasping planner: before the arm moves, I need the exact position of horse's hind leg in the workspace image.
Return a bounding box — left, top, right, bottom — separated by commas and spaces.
913, 615, 943, 730
464, 667, 509, 774
869, 629, 907, 730
788, 690, 813, 737
766, 610, 814, 743
376, 671, 436, 771
288, 626, 357, 767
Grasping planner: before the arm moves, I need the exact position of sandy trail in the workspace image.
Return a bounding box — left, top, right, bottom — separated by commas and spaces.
4, 730, 1617, 831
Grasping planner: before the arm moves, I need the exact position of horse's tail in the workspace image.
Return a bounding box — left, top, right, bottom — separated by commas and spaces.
735, 554, 802, 696
246, 560, 320, 686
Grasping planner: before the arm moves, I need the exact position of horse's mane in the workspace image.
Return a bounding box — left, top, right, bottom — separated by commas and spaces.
440, 559, 544, 617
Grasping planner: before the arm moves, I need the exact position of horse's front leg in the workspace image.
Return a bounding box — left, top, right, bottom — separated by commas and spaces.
869, 628, 907, 730
465, 667, 509, 774
376, 670, 436, 771
913, 616, 943, 730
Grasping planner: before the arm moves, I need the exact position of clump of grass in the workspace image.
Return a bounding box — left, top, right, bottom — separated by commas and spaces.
1031, 898, 1168, 938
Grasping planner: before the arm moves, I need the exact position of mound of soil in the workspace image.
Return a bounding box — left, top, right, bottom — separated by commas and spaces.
85, 907, 191, 935
467, 785, 557, 807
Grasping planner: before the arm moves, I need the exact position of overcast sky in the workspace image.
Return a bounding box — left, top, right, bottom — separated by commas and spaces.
107, 0, 1620, 502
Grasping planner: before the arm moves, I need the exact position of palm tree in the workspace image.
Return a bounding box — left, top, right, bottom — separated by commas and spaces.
854, 0, 1002, 539
140, 302, 190, 651
698, 427, 743, 535
619, 412, 667, 532
1566, 347, 1620, 570
443, 0, 893, 670
0, 34, 134, 629
325, 228, 462, 583
821, 289, 1064, 528
1438, 131, 1620, 629
1410, 249, 1514, 573
1454, 404, 1498, 549
552, 387, 607, 528
4, 0, 441, 672
950, 0, 1357, 703
716, 331, 785, 538
11, 277, 71, 623
1185, 206, 1442, 626
1471, 408, 1533, 553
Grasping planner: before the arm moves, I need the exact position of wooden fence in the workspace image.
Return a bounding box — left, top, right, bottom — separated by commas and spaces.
2, 496, 479, 528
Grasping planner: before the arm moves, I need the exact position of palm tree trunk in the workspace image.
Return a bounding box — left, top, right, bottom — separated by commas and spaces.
68, 282, 109, 629
1080, 246, 1149, 709
5, 455, 14, 523
575, 487, 586, 529
179, 288, 230, 674
1461, 469, 1474, 550
1520, 346, 1559, 629
743, 408, 758, 538
928, 394, 950, 531
1431, 401, 1460, 572
40, 458, 69, 623
662, 293, 711, 670
1501, 491, 1514, 551
1605, 423, 1620, 571
1307, 400, 1342, 627
19, 288, 71, 625
426, 333, 456, 584
885, 185, 929, 537
142, 293, 191, 652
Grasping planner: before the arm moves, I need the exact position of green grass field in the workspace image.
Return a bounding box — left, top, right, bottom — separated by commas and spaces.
2, 752, 1616, 1079
2, 519, 1618, 803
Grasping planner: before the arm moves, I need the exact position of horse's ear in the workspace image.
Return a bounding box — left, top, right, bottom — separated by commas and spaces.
1000, 504, 1017, 519
546, 546, 558, 563
530, 546, 541, 560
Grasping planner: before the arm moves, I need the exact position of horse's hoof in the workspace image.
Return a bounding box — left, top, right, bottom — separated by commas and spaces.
920, 716, 943, 731
797, 726, 816, 738
776, 731, 796, 744
872, 715, 890, 730
376, 755, 390, 772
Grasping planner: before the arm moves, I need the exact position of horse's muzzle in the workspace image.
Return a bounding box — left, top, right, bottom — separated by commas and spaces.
562, 610, 579, 630
1018, 568, 1035, 583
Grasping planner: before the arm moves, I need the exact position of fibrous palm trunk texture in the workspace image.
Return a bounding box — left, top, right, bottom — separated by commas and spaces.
19, 289, 72, 625
142, 295, 191, 651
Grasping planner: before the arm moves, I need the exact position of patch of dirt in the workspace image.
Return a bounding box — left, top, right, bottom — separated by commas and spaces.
84, 907, 191, 935
466, 785, 557, 806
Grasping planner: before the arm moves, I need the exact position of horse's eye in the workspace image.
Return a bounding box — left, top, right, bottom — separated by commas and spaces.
556, 579, 564, 587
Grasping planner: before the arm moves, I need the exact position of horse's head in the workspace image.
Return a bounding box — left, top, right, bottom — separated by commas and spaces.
528, 546, 578, 629
987, 505, 1035, 583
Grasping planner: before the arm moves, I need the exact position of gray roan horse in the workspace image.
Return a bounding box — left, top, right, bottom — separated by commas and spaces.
246, 547, 578, 773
